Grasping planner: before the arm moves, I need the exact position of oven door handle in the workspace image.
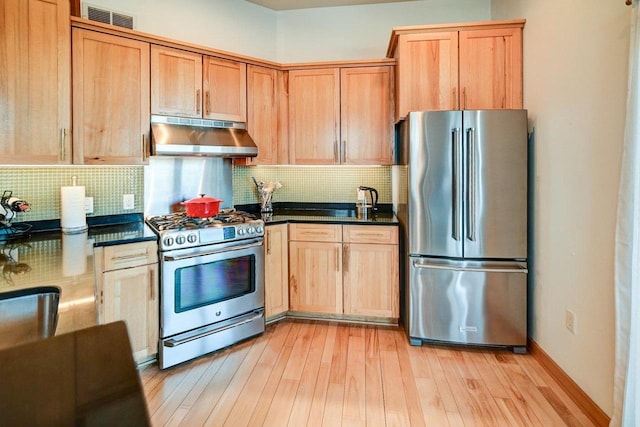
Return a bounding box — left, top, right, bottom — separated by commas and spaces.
163, 240, 263, 261
163, 310, 264, 348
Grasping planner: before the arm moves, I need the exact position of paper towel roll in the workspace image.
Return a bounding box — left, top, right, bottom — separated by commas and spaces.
61, 185, 87, 233
62, 231, 88, 276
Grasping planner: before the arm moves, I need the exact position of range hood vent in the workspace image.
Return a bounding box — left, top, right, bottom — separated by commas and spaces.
150, 115, 258, 158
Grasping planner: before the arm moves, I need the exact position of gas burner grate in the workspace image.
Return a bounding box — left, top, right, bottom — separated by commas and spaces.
215, 211, 257, 224
146, 210, 258, 231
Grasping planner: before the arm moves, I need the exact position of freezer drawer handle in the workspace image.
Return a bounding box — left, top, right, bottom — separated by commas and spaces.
412, 261, 528, 274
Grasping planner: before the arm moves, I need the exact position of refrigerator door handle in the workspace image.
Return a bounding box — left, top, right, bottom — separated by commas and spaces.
467, 127, 477, 241
452, 128, 462, 241
412, 261, 528, 274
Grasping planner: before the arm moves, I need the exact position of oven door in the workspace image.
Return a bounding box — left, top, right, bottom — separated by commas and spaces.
160, 238, 264, 339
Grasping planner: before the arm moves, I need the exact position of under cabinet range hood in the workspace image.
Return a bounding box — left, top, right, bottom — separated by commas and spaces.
150, 115, 258, 158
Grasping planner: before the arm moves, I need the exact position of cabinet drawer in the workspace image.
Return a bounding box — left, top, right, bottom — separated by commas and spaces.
343, 225, 398, 244
102, 241, 158, 271
289, 224, 342, 242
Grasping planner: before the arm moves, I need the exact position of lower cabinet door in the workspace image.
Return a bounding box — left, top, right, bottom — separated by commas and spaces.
289, 241, 342, 314
343, 243, 399, 318
265, 224, 289, 319
102, 264, 158, 362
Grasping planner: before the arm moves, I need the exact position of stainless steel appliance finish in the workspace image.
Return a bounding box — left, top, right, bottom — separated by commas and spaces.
410, 258, 527, 347
0, 286, 60, 350
144, 156, 233, 217
150, 115, 258, 158
395, 110, 528, 352
146, 211, 265, 369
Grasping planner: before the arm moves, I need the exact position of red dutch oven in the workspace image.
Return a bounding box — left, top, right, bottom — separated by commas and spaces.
180, 194, 223, 218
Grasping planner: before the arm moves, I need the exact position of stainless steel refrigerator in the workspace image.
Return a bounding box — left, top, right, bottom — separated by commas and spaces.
394, 110, 528, 353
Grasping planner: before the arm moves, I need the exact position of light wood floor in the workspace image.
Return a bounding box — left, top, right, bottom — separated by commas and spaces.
140, 319, 596, 427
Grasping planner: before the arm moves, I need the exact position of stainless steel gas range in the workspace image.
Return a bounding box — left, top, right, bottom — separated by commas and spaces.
145, 210, 265, 369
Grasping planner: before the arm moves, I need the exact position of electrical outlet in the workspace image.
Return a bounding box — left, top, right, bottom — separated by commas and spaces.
566, 309, 577, 334
123, 194, 135, 210
84, 197, 94, 214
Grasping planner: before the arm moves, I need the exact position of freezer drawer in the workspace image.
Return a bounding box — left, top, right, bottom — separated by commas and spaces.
408, 257, 527, 350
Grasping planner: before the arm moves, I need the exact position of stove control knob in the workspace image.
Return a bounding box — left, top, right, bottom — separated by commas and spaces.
187, 233, 198, 244
256, 226, 264, 234
176, 235, 186, 245
237, 227, 245, 235
164, 236, 174, 247
248, 226, 255, 234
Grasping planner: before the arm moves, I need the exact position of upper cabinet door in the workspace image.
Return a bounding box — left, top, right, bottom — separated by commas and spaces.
203, 56, 247, 122
151, 46, 202, 118
246, 65, 280, 165
288, 68, 340, 165
72, 29, 150, 165
0, 0, 71, 164
395, 31, 459, 119
459, 27, 523, 110
340, 66, 394, 165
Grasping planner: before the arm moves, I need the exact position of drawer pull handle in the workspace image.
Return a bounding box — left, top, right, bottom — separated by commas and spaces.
111, 251, 148, 261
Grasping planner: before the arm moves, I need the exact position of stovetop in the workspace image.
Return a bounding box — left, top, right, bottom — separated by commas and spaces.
146, 209, 258, 231
145, 209, 264, 251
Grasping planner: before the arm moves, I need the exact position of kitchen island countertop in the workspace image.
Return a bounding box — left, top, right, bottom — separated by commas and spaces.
0, 216, 156, 337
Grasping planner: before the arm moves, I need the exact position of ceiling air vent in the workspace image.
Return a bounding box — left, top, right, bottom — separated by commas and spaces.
83, 4, 135, 30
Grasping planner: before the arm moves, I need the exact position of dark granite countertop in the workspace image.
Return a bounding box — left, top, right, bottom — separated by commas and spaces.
236, 203, 399, 226
88, 219, 157, 247
0, 214, 156, 337
6, 213, 157, 247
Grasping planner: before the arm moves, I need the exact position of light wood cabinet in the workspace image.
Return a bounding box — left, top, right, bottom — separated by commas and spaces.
342, 225, 399, 319
340, 66, 394, 165
289, 224, 342, 314
389, 20, 524, 120
72, 29, 150, 165
288, 68, 340, 165
150, 46, 202, 118
0, 0, 71, 164
203, 56, 247, 122
288, 66, 394, 165
458, 27, 523, 110
394, 31, 459, 114
94, 241, 159, 364
265, 224, 289, 320
151, 45, 247, 121
288, 223, 399, 321
244, 65, 288, 165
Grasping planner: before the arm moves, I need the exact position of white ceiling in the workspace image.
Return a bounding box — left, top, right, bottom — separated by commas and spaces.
245, 0, 420, 11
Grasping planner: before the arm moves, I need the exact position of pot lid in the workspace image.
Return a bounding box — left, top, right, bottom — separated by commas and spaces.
181, 195, 223, 205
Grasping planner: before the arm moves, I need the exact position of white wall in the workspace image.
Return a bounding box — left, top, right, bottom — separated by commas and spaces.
491, 0, 631, 416
85, 0, 490, 63
276, 0, 490, 62
84, 0, 278, 60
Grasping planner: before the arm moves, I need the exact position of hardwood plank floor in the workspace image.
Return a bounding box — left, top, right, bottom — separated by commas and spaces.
140, 319, 597, 427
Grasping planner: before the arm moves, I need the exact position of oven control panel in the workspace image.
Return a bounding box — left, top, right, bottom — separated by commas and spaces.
159, 221, 264, 250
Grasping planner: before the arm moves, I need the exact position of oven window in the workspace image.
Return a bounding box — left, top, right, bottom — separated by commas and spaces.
175, 255, 255, 313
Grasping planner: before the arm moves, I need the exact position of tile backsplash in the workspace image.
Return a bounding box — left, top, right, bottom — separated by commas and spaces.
0, 164, 391, 223
233, 165, 391, 205
0, 166, 144, 222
